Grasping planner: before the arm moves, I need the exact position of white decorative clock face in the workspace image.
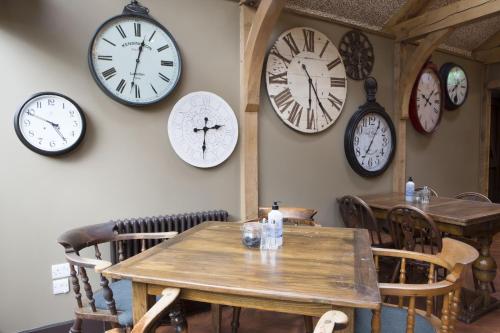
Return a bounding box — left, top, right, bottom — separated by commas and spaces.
14, 93, 86, 155
266, 27, 347, 133
353, 113, 393, 172
168, 92, 238, 168
446, 66, 467, 106
416, 69, 442, 133
89, 16, 181, 106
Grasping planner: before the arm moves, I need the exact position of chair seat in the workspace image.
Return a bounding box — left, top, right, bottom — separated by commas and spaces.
355, 305, 436, 333
94, 279, 133, 327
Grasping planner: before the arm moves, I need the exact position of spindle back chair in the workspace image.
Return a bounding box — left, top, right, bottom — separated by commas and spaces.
258, 206, 319, 226
415, 186, 439, 197
454, 192, 491, 203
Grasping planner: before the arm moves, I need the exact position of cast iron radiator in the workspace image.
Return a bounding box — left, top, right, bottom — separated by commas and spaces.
110, 210, 229, 264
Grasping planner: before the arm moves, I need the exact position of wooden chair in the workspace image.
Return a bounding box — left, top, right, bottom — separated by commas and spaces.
337, 195, 393, 247
455, 191, 491, 203
415, 186, 439, 197
57, 221, 178, 332
356, 238, 479, 333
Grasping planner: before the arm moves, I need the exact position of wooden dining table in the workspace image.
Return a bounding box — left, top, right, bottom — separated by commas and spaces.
103, 221, 381, 333
360, 192, 500, 323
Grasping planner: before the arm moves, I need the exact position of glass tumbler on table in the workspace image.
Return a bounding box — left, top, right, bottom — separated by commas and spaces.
241, 222, 261, 248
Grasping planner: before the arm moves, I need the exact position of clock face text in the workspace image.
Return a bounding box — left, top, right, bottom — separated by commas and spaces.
266, 27, 347, 133
90, 16, 181, 105
416, 68, 442, 133
446, 66, 467, 107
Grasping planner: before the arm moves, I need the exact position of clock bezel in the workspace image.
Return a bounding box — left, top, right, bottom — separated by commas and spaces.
339, 30, 374, 81
439, 62, 468, 111
409, 62, 443, 135
88, 12, 182, 107
344, 106, 396, 178
14, 92, 87, 156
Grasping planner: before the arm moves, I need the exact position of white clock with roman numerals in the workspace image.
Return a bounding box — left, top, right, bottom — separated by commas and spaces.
265, 27, 347, 133
89, 2, 181, 106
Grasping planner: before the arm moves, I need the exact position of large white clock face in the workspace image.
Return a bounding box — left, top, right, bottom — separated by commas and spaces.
15, 93, 86, 155
266, 27, 347, 133
446, 66, 467, 107
353, 113, 393, 172
90, 15, 181, 106
416, 69, 442, 133
168, 92, 238, 168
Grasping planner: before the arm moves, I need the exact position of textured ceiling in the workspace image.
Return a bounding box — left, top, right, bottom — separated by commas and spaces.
283, 0, 500, 57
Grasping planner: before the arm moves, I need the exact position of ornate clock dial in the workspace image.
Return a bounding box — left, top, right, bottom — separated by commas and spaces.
410, 65, 443, 134
440, 63, 468, 110
89, 5, 181, 106
265, 27, 347, 134
14, 92, 86, 156
168, 92, 238, 168
339, 30, 374, 81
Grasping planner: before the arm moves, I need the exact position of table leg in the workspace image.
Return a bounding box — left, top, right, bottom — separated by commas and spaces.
169, 301, 188, 333
132, 282, 155, 325
211, 304, 221, 333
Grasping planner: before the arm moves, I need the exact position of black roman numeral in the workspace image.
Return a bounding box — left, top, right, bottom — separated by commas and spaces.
283, 33, 300, 57
328, 92, 343, 111
116, 25, 126, 39
268, 71, 288, 84
159, 73, 170, 82
134, 23, 141, 37
135, 84, 141, 98
270, 46, 291, 66
97, 55, 113, 61
151, 84, 158, 94
319, 40, 330, 58
103, 38, 116, 46
327, 57, 342, 71
102, 67, 117, 80
157, 44, 169, 52
36, 101, 42, 108
273, 88, 294, 113
302, 29, 314, 53
330, 77, 346, 87
116, 79, 126, 93
307, 108, 316, 130
161, 60, 174, 66
287, 102, 302, 127
149, 30, 157, 42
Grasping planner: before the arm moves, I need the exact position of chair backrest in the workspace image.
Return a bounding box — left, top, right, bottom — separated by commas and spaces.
455, 192, 492, 203
58, 221, 118, 253
258, 206, 319, 226
415, 186, 439, 197
387, 204, 442, 254
337, 195, 384, 246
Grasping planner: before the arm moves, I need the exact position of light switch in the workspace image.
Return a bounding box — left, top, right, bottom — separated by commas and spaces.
52, 278, 70, 295
51, 263, 71, 279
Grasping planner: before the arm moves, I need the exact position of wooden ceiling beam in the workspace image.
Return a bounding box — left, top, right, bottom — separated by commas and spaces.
474, 46, 500, 63
474, 29, 500, 52
383, 0, 432, 31
389, 0, 500, 42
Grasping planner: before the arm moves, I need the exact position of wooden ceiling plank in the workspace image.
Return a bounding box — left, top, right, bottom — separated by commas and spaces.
391, 0, 500, 42
474, 46, 500, 63
383, 0, 432, 30
474, 29, 500, 51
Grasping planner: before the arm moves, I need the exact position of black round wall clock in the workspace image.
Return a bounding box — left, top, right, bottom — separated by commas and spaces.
344, 77, 396, 177
88, 1, 182, 106
339, 30, 374, 81
439, 62, 468, 110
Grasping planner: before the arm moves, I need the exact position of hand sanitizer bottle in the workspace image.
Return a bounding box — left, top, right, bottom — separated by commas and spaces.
405, 177, 415, 202
268, 201, 283, 248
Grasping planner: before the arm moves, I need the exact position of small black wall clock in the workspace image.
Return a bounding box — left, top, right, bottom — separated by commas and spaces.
344, 77, 396, 177
14, 92, 86, 156
339, 30, 374, 81
439, 62, 468, 110
89, 1, 182, 106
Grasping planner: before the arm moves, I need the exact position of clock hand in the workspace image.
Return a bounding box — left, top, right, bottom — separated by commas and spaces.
131, 39, 146, 92
302, 64, 330, 119
52, 124, 67, 142
27, 110, 59, 127
209, 124, 224, 130
362, 119, 381, 159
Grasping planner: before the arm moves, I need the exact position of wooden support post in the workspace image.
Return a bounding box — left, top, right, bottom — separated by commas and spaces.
240, 0, 285, 219
480, 67, 493, 195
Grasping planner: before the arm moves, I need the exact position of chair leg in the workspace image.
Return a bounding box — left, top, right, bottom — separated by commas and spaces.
231, 307, 241, 333
211, 304, 222, 333
303, 315, 314, 333
69, 318, 82, 333
491, 281, 496, 293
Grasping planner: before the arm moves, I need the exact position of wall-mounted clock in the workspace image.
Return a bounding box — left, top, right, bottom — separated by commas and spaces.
339, 30, 374, 81
409, 61, 443, 134
345, 77, 395, 177
14, 92, 86, 156
89, 1, 182, 106
265, 27, 347, 134
168, 92, 238, 168
439, 62, 468, 110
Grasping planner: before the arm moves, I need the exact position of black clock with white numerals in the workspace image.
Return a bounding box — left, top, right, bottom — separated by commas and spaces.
14, 92, 86, 156
89, 1, 182, 106
440, 62, 468, 110
344, 78, 396, 177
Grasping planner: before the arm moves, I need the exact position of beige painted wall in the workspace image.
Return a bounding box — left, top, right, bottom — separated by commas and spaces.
0, 2, 487, 332
0, 1, 239, 332
488, 63, 500, 81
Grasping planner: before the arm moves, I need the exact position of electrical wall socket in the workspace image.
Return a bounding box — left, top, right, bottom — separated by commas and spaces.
52, 262, 71, 279
52, 278, 70, 295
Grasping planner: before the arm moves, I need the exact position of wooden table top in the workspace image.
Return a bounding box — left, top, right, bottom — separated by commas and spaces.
103, 222, 380, 309
360, 192, 500, 226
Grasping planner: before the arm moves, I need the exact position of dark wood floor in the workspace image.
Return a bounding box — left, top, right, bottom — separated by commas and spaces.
159, 234, 500, 333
